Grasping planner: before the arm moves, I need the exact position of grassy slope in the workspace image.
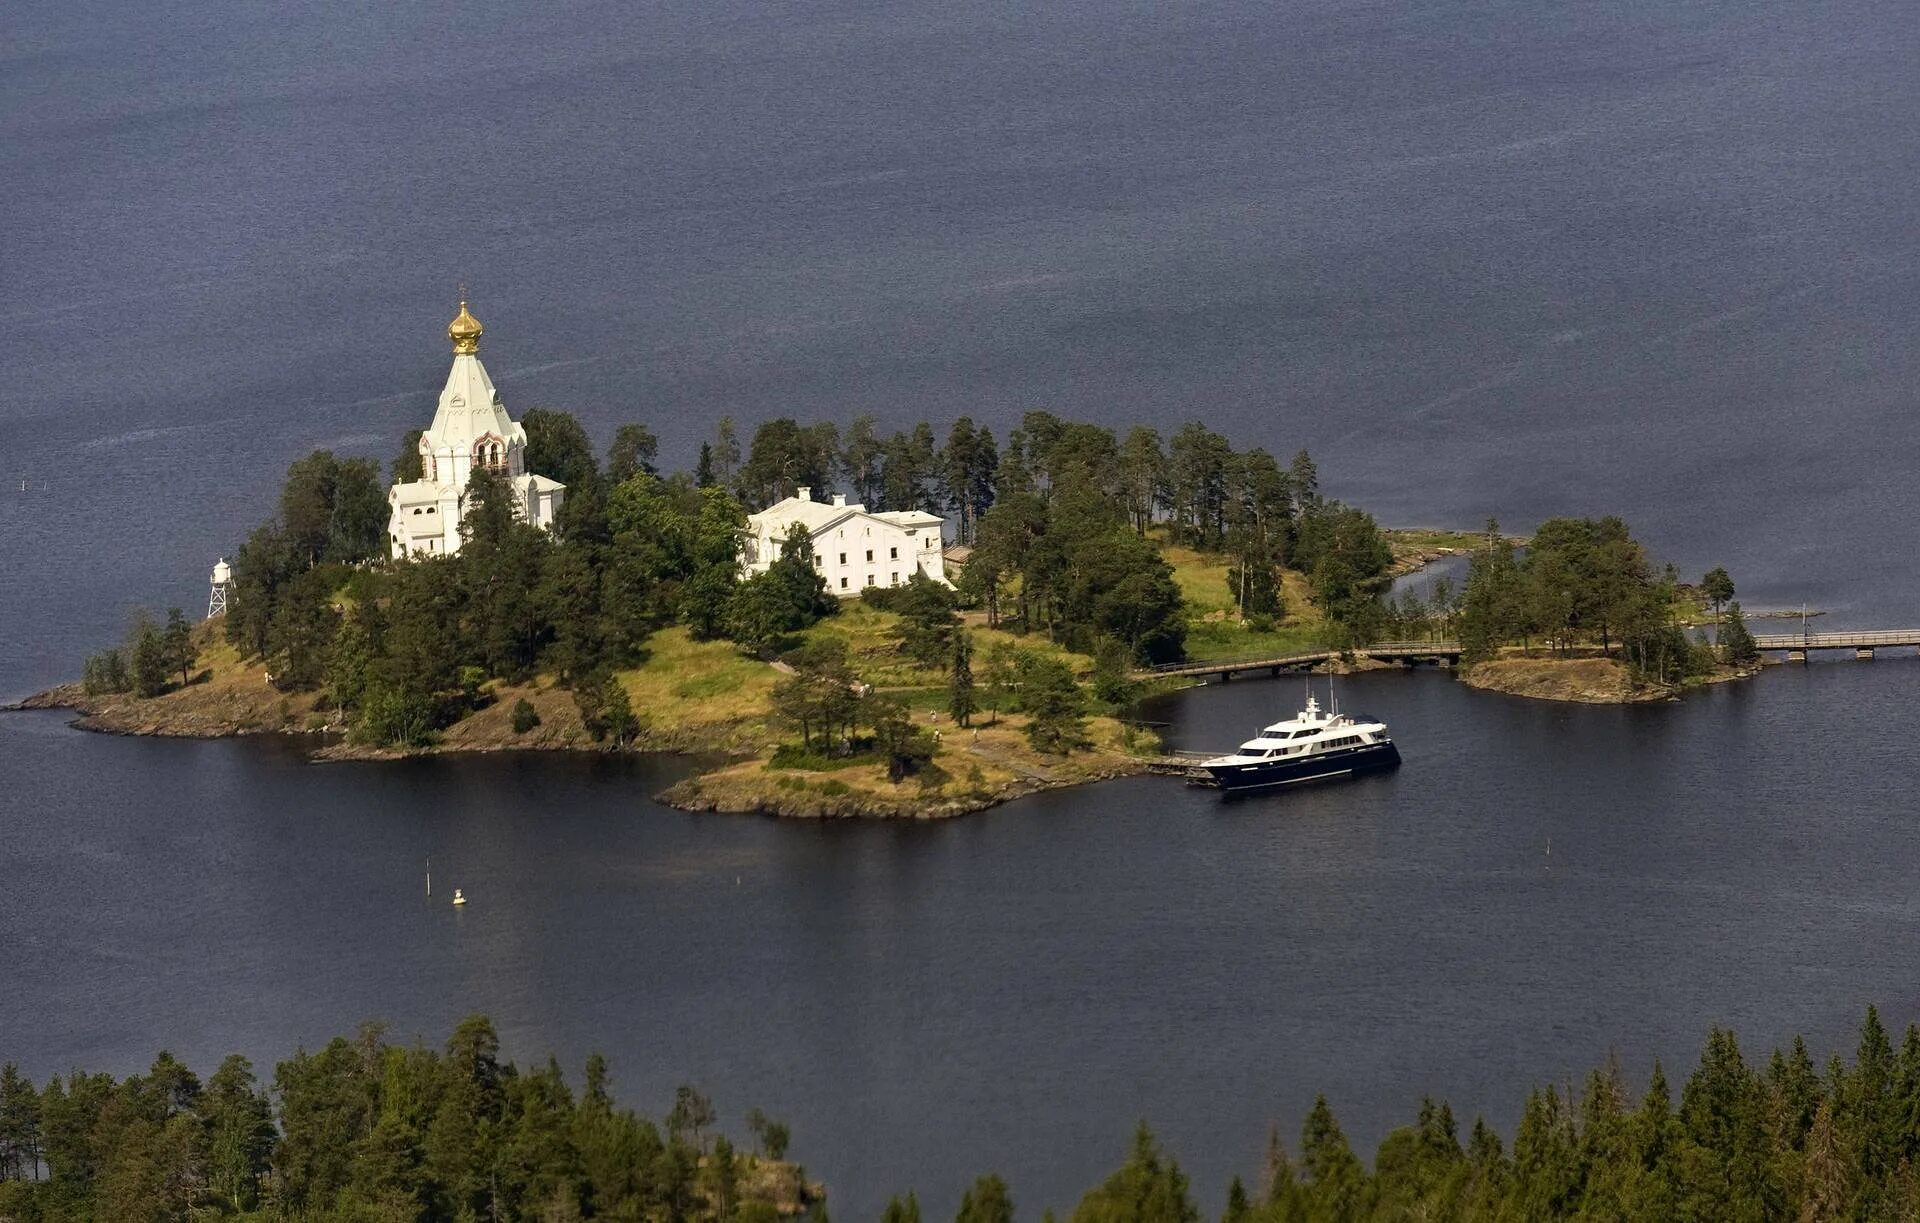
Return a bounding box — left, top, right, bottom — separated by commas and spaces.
32, 624, 332, 736
1160, 539, 1328, 661
611, 627, 785, 750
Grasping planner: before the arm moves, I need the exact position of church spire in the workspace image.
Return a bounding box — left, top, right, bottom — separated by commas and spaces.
448, 291, 483, 355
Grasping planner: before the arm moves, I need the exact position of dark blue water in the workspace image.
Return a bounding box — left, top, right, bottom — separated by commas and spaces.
4, 0, 1918, 696
7, 0, 1920, 1214
8, 662, 1920, 1217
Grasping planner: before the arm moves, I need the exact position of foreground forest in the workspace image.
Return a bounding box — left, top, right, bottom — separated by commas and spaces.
1, 1008, 1912, 1221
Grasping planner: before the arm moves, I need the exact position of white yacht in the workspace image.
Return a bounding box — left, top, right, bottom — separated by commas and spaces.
1199, 694, 1400, 792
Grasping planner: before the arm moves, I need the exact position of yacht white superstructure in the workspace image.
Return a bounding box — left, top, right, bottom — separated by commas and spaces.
1199, 693, 1400, 791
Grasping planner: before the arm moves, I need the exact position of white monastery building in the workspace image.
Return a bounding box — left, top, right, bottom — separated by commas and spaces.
743, 488, 950, 596
387, 299, 566, 558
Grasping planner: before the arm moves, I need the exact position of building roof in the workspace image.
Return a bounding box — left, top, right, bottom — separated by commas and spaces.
390, 478, 451, 505
748, 490, 854, 535
748, 489, 944, 537
425, 353, 523, 452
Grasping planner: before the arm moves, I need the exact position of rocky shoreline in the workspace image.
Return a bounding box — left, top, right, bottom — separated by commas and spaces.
1459, 655, 1759, 704
11, 680, 1160, 820
662, 758, 1150, 820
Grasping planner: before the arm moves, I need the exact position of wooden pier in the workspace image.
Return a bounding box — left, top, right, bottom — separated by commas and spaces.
1753, 630, 1920, 661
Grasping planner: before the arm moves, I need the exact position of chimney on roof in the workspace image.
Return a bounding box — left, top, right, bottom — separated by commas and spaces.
833, 493, 846, 507
796, 486, 811, 502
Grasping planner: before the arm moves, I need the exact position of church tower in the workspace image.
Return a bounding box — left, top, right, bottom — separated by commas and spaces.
386, 298, 566, 558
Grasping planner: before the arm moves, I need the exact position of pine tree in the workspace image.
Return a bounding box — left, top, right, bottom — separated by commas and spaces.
200, 1055, 274, 1211
82, 647, 130, 695
1510, 1086, 1580, 1220
1260, 1121, 1304, 1213
948, 635, 977, 728
956, 1175, 1013, 1223
896, 572, 961, 669
129, 615, 170, 698
1702, 566, 1736, 619
715, 417, 741, 485
882, 1191, 923, 1223
1221, 1175, 1250, 1223
1299, 1094, 1368, 1221
1720, 602, 1760, 666
607, 423, 660, 484
0, 1062, 41, 1182
1069, 1123, 1197, 1223
162, 608, 195, 687
1800, 1099, 1853, 1221
1021, 657, 1087, 754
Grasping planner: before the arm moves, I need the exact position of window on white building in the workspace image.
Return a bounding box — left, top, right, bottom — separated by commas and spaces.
840, 577, 848, 589
839, 552, 846, 564
865, 549, 873, 562
889, 546, 898, 559
891, 572, 900, 585
865, 574, 875, 586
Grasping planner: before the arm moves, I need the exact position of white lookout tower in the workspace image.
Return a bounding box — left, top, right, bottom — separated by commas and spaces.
208, 558, 233, 619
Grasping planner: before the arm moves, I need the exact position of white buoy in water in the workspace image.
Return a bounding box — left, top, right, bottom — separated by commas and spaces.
452, 888, 467, 907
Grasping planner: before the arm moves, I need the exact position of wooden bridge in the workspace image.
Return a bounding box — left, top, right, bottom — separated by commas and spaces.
1136, 640, 1462, 682
1135, 629, 1920, 680
1752, 630, 1920, 661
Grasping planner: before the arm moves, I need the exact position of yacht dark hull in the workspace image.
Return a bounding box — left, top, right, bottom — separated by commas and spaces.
1203, 741, 1401, 792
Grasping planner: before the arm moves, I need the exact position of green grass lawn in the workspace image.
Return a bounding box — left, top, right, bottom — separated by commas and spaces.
616, 627, 780, 729
1159, 537, 1331, 661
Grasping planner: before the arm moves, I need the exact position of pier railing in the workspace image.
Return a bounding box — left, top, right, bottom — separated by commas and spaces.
1751, 630, 1920, 651
1134, 628, 1920, 681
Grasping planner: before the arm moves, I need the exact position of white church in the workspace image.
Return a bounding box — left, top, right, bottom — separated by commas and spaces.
743, 488, 950, 596
387, 299, 566, 558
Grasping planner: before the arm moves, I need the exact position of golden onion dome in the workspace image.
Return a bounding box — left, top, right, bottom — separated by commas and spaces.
448, 297, 483, 354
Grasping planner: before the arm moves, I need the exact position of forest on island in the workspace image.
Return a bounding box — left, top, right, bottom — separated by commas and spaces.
4, 1007, 1916, 1221
1380, 520, 1756, 683
77, 410, 1400, 752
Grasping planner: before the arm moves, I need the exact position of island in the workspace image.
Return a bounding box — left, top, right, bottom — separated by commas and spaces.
14, 302, 1767, 815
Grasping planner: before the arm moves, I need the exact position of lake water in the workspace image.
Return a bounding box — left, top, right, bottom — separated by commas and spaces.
4, 0, 1919, 696
10, 658, 1920, 1217
5, 0, 1920, 1215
